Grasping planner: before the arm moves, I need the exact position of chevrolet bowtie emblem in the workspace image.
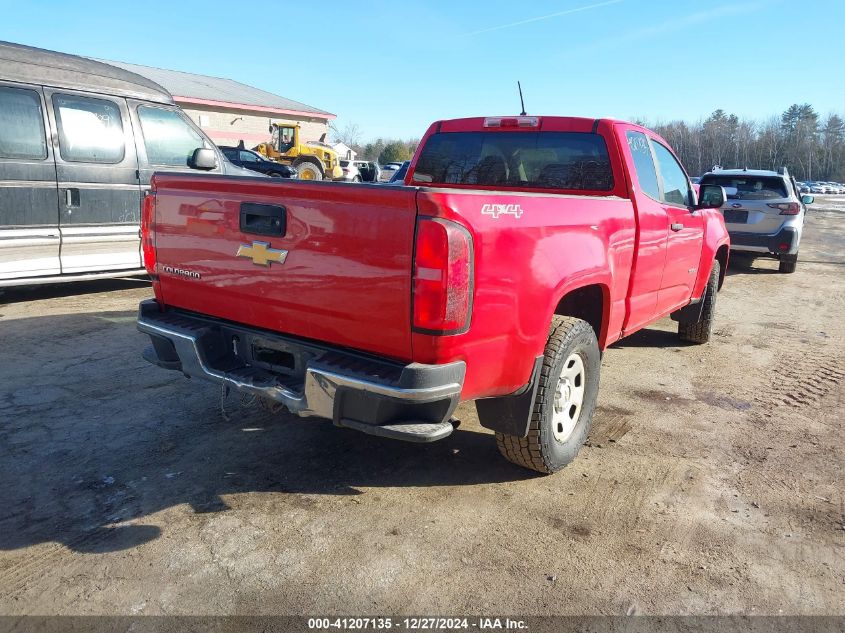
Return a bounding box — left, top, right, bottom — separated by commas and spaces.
236, 241, 288, 266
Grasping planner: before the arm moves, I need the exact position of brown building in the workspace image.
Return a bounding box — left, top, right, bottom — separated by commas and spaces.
102, 59, 335, 148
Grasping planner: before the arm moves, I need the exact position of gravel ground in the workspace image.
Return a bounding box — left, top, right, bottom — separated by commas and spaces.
0, 198, 843, 616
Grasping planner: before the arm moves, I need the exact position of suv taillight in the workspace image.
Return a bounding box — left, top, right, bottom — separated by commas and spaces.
141, 193, 156, 275
768, 202, 801, 215
412, 217, 473, 334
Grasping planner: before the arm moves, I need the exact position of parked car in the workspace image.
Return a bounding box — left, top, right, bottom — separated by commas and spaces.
810, 183, 827, 194
699, 168, 812, 273
385, 160, 410, 184
137, 114, 730, 474
354, 160, 381, 182
0, 41, 254, 287
378, 162, 403, 182
219, 146, 297, 178
337, 160, 381, 183
336, 160, 361, 182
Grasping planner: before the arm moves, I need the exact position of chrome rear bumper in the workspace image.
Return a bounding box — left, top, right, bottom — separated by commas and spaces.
137, 300, 464, 441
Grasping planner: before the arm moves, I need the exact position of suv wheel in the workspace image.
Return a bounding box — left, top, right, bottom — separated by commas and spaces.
779, 253, 798, 274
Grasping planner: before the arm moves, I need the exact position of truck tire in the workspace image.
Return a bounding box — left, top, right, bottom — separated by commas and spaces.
295, 161, 323, 181
779, 253, 798, 274
496, 316, 600, 474
678, 260, 719, 344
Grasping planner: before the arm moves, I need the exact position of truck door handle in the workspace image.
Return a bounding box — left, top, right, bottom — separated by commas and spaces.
671, 223, 684, 231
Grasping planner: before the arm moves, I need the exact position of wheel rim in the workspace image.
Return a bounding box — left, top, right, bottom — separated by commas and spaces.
299, 169, 315, 180
552, 353, 585, 443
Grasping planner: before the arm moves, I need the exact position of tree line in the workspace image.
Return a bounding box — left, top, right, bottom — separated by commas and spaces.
329, 122, 419, 165
333, 104, 845, 181
640, 104, 845, 181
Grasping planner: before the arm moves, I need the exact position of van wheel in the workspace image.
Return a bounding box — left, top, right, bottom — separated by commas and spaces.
496, 316, 600, 474
678, 260, 719, 344
295, 161, 323, 181
779, 253, 798, 274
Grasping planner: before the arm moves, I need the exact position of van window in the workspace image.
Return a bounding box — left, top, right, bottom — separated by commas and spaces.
0, 87, 47, 160
53, 94, 125, 163
138, 106, 207, 166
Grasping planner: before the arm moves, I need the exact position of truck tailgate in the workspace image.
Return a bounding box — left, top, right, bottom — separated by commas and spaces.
151, 174, 417, 361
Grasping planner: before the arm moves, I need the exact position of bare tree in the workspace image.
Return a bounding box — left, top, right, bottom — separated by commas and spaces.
329, 121, 363, 148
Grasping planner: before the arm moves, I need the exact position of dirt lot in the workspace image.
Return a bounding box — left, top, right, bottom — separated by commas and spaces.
1, 198, 843, 617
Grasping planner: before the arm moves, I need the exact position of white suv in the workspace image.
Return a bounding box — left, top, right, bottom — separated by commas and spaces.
699, 168, 813, 273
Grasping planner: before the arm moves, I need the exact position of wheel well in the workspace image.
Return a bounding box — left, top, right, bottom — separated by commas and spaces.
715, 245, 729, 289
293, 157, 323, 172
554, 284, 605, 344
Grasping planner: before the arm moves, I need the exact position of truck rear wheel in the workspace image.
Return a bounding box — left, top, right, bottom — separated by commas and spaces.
295, 161, 323, 181
496, 316, 600, 474
678, 260, 719, 344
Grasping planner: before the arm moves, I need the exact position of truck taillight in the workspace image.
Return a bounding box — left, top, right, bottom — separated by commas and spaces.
484, 116, 540, 128
141, 193, 156, 275
412, 217, 473, 334
768, 202, 801, 215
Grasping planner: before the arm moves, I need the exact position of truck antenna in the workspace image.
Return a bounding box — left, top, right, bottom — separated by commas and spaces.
518, 81, 527, 116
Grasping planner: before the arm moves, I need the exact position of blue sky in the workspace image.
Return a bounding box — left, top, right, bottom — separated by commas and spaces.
2, 0, 843, 141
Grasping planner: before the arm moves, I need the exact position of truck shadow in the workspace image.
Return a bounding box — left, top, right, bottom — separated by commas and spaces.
609, 326, 690, 349
0, 277, 150, 305
725, 254, 779, 276
0, 311, 536, 555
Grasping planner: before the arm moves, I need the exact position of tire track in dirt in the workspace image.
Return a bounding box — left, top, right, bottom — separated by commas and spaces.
753, 351, 844, 416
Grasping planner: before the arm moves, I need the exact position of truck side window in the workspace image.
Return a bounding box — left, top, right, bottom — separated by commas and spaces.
0, 86, 47, 160
138, 106, 208, 167
651, 141, 692, 207
53, 94, 124, 164
625, 131, 659, 200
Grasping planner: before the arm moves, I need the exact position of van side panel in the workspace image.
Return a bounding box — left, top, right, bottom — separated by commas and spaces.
44, 88, 142, 273
0, 82, 60, 281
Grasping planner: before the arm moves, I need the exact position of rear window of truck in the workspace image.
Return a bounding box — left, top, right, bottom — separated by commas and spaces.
412, 131, 613, 192
700, 175, 788, 200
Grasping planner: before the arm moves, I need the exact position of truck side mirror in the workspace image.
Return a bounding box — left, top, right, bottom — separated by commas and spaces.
801, 194, 814, 205
189, 148, 218, 171
697, 184, 726, 209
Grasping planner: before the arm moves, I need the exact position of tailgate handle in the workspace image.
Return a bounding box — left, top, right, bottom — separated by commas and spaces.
240, 203, 286, 237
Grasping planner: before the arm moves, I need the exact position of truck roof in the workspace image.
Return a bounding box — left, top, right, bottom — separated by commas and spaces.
428, 115, 647, 131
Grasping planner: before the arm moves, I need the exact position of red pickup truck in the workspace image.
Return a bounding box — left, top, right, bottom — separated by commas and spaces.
138, 116, 730, 474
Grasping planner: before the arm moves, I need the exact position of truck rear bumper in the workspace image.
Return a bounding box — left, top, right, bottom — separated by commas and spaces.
137, 300, 464, 442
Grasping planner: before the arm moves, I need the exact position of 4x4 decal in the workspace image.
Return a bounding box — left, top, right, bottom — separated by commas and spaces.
481, 203, 524, 219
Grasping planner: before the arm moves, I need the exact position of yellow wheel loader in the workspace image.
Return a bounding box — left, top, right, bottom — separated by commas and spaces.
253, 122, 342, 181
